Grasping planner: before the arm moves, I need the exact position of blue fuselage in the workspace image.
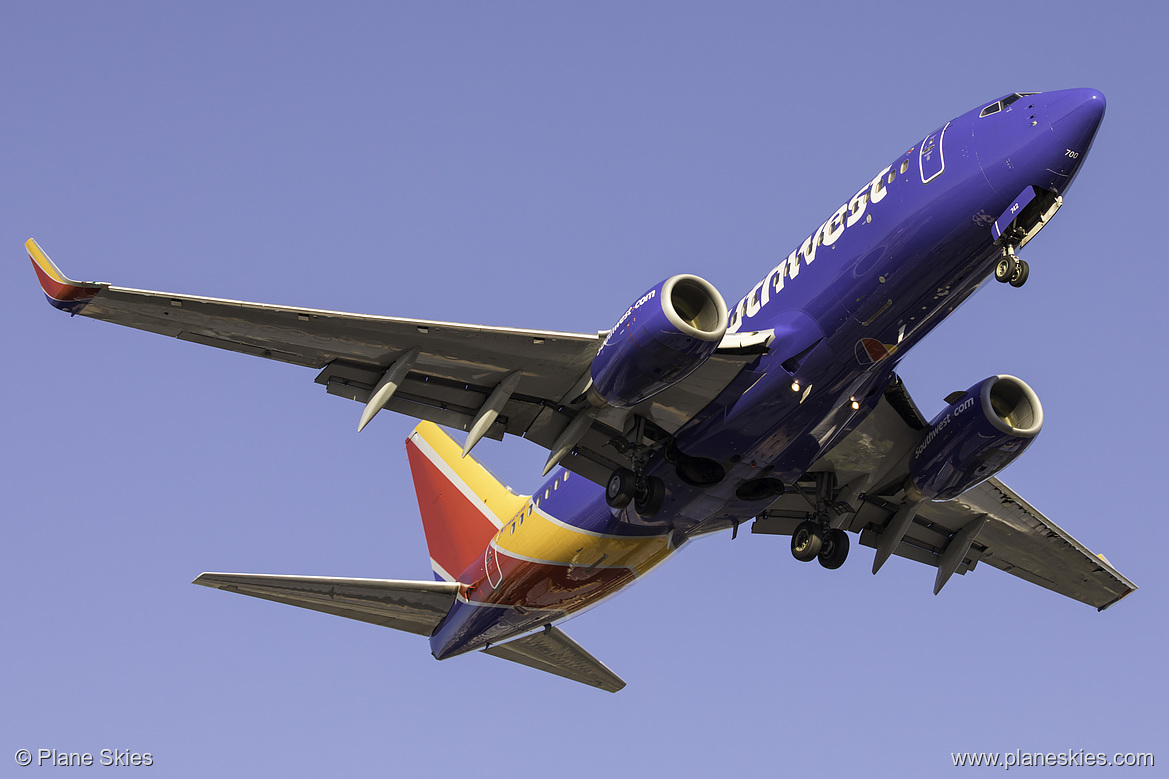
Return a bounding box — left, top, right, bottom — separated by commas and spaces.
654, 87, 1104, 530
431, 88, 1106, 659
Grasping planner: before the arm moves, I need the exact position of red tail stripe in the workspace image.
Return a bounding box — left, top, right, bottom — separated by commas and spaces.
406, 437, 499, 581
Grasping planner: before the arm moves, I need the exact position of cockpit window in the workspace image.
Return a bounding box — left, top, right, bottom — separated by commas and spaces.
980, 92, 1039, 118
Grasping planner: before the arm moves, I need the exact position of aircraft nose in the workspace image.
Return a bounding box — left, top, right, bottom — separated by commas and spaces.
1048, 88, 1106, 152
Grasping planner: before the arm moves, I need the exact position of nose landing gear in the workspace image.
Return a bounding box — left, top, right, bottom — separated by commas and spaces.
994, 245, 1030, 288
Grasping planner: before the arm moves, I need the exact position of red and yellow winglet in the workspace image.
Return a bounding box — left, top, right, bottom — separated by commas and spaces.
27, 239, 103, 314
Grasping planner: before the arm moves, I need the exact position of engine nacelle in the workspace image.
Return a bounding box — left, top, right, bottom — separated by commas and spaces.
589, 275, 728, 408
907, 375, 1043, 501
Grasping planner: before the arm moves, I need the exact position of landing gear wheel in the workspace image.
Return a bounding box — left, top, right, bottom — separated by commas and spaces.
634, 476, 665, 518
995, 253, 1019, 283
791, 520, 824, 562
605, 467, 636, 509
1009, 259, 1030, 288
817, 528, 850, 570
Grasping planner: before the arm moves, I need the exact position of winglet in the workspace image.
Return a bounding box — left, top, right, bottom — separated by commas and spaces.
26, 239, 104, 314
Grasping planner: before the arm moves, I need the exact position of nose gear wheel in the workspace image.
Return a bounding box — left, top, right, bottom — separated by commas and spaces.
995, 246, 1030, 287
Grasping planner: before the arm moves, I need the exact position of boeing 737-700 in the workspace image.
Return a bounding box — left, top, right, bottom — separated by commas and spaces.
29, 87, 1134, 691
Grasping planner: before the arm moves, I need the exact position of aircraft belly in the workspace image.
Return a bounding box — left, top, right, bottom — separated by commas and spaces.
492, 557, 637, 612
431, 489, 678, 658
431, 560, 642, 659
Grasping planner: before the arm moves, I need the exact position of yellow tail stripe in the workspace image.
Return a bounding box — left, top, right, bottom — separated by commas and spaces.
410, 421, 528, 524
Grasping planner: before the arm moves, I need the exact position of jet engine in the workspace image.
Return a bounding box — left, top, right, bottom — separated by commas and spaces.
907, 375, 1043, 501
589, 275, 728, 408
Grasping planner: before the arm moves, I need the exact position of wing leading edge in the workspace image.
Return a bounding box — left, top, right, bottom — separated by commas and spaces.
27, 239, 768, 487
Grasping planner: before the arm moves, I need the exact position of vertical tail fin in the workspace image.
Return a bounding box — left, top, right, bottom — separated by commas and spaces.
405, 422, 527, 582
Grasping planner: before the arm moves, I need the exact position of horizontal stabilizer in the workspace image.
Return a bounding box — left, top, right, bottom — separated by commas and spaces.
193, 573, 460, 636
484, 626, 626, 693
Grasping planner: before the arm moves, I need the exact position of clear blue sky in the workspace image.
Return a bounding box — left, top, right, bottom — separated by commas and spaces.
4, 3, 1165, 776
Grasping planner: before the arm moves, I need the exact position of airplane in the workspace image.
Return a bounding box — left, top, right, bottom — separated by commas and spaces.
28, 87, 1135, 692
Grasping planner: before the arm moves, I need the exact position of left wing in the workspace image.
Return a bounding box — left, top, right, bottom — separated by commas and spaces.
754, 376, 1137, 610
27, 239, 768, 484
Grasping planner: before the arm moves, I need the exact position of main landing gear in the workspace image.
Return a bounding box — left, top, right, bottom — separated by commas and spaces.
791, 521, 850, 569
786, 472, 852, 569
605, 467, 666, 517
994, 246, 1029, 288
604, 415, 666, 518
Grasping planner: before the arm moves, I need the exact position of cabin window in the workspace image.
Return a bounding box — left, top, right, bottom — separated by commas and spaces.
771, 266, 786, 292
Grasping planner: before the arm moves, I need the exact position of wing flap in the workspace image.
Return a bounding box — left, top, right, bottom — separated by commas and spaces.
845, 484, 1136, 609
938, 478, 1136, 609
192, 573, 460, 635
484, 626, 626, 693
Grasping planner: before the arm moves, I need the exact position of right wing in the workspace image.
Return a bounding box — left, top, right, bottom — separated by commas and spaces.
28, 239, 769, 485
